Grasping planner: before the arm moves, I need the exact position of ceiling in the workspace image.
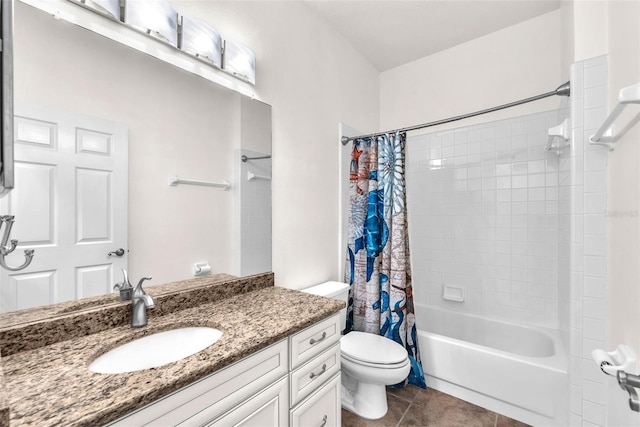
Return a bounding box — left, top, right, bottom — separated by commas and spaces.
303, 0, 561, 71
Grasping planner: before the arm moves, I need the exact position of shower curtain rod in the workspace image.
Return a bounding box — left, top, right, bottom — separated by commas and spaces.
340, 81, 571, 145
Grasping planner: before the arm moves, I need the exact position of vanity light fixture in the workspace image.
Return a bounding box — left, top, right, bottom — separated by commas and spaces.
84, 0, 120, 20
180, 15, 223, 68
125, 0, 178, 47
223, 40, 256, 85
60, 0, 257, 89
68, 0, 121, 20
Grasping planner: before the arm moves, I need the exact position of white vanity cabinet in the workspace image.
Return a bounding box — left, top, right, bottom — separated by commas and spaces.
107, 339, 289, 426
106, 313, 342, 427
288, 314, 342, 427
290, 374, 340, 427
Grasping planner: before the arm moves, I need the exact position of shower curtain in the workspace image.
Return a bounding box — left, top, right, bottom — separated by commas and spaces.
345, 131, 426, 388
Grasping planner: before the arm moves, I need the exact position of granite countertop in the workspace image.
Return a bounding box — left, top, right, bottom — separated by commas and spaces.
0, 274, 344, 426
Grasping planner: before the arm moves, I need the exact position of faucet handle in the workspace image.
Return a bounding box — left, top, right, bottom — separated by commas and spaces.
115, 269, 133, 300
135, 276, 155, 309
136, 276, 152, 290
121, 269, 131, 287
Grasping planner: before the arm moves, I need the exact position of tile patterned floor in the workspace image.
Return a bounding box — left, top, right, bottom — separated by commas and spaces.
341, 385, 531, 427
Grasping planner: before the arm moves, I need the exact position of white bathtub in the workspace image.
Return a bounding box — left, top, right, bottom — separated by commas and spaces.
416, 305, 568, 426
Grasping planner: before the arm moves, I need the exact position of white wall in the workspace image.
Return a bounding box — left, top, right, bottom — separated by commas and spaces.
171, 1, 380, 289
560, 1, 575, 83
380, 10, 563, 134
573, 1, 608, 62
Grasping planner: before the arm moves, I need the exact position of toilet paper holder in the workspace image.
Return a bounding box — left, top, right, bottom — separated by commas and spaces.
193, 262, 212, 277
592, 345, 640, 412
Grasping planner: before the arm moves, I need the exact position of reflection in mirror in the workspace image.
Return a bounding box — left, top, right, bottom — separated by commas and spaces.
0, 1, 272, 315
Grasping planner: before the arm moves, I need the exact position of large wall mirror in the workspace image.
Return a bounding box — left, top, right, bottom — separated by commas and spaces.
0, 1, 272, 315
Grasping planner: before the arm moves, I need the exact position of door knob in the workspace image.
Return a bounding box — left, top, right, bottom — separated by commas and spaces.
108, 248, 126, 257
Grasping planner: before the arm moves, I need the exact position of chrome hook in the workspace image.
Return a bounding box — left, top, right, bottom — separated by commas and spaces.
0, 248, 34, 271
1, 239, 18, 256
0, 216, 17, 255
0, 215, 35, 271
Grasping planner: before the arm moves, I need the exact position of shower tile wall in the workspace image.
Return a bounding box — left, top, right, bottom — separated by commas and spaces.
564, 55, 609, 427
234, 149, 272, 276
406, 110, 566, 329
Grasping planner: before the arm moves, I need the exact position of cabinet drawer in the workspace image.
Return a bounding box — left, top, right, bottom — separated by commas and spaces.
289, 314, 340, 370
290, 343, 340, 407
290, 373, 341, 427
108, 340, 288, 426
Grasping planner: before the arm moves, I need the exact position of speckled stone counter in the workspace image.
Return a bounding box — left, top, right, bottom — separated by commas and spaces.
0, 364, 7, 427
0, 273, 240, 330
0, 273, 270, 356
0, 274, 344, 426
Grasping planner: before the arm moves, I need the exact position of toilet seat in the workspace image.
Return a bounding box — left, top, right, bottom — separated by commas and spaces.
340, 331, 409, 368
341, 352, 410, 369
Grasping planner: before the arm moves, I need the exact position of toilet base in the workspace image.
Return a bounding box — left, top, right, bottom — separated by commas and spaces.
341, 380, 389, 420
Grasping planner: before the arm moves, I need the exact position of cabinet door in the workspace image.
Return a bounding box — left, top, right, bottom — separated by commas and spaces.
203, 376, 288, 427
290, 373, 341, 427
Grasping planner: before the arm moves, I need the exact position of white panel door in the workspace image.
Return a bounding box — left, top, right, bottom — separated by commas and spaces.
0, 103, 128, 312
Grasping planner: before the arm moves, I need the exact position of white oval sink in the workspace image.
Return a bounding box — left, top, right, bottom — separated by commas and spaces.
89, 327, 223, 374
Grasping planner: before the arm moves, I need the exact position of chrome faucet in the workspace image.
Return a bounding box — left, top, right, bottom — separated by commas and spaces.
131, 276, 155, 328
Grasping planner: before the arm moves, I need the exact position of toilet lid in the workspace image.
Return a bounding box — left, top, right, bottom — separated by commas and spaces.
340, 331, 408, 365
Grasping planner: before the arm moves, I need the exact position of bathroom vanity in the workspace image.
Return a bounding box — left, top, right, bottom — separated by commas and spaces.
0, 272, 344, 426
109, 314, 341, 426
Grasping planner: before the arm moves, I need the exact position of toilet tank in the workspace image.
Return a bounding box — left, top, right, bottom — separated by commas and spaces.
302, 281, 350, 332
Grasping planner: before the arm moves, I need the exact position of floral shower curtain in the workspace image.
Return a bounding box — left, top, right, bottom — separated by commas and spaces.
345, 131, 426, 388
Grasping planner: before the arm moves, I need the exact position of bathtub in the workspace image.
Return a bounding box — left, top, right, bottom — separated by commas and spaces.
415, 305, 568, 426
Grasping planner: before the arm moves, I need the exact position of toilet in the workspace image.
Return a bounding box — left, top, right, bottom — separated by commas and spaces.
302, 281, 411, 420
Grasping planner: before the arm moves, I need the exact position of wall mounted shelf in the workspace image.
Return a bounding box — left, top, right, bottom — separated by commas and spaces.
589, 82, 640, 151
247, 171, 271, 182
545, 118, 570, 156
168, 175, 231, 190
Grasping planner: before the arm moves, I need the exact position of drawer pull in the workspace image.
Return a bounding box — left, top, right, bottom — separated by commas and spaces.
309, 332, 327, 345
309, 363, 327, 379
319, 415, 328, 427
